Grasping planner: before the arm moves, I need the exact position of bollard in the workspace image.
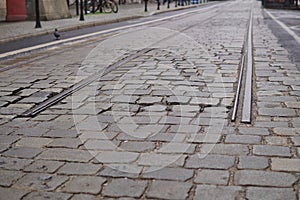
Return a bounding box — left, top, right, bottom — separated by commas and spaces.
76, 0, 79, 15
80, 0, 84, 20
84, 0, 88, 14
144, 0, 148, 11
35, 0, 42, 28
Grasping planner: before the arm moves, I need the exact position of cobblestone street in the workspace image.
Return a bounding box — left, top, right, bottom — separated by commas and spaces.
0, 0, 299, 199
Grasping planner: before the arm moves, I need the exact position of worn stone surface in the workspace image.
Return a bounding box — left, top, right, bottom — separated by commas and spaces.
194, 185, 242, 200
147, 180, 192, 199
0, 1, 299, 198
234, 170, 297, 187
62, 176, 106, 194
102, 178, 147, 198
246, 187, 297, 200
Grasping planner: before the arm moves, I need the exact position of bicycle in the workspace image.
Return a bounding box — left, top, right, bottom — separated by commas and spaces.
87, 0, 118, 13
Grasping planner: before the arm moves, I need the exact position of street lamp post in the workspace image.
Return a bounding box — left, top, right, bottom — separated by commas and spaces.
80, 0, 85, 21
35, 0, 42, 28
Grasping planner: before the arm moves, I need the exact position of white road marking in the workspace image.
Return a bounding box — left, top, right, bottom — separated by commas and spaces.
0, 3, 225, 60
265, 9, 300, 45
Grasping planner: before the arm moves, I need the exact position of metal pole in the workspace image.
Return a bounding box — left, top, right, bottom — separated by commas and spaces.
76, 0, 79, 15
157, 0, 160, 10
99, 0, 103, 13
80, 0, 84, 20
84, 0, 88, 14
144, 0, 148, 11
92, 0, 96, 13
35, 0, 42, 28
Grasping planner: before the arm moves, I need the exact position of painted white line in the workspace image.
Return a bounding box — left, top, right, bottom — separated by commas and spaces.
0, 3, 225, 60
265, 9, 300, 45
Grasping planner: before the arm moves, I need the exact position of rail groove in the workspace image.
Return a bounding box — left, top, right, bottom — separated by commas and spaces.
231, 9, 253, 123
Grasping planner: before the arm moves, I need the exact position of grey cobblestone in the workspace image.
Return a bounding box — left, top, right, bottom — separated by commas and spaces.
158, 143, 196, 154
62, 176, 106, 194
138, 153, 186, 167
201, 144, 249, 155
37, 148, 93, 162
99, 165, 141, 178
238, 127, 270, 136
246, 187, 296, 200
58, 163, 102, 175
0, 187, 28, 200
271, 158, 300, 172
0, 170, 24, 186
253, 145, 291, 157
185, 154, 235, 169
0, 157, 33, 170
273, 128, 300, 136
24, 160, 64, 173
147, 180, 192, 199
194, 170, 229, 185
95, 151, 139, 164
194, 185, 242, 200
3, 147, 42, 159
234, 170, 297, 187
102, 178, 147, 198
118, 141, 155, 152
142, 167, 194, 181
15, 173, 69, 191
22, 192, 72, 200
225, 135, 261, 144
238, 156, 269, 169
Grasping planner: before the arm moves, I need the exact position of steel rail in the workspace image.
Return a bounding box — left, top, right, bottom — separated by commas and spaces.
231, 54, 245, 121
19, 48, 153, 117
241, 10, 253, 123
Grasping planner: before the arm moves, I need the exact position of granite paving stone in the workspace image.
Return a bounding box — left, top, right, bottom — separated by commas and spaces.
142, 167, 194, 181
194, 170, 229, 185
238, 156, 269, 169
0, 170, 24, 187
37, 148, 93, 162
3, 147, 43, 159
234, 170, 297, 187
253, 145, 291, 157
102, 178, 147, 198
24, 160, 64, 173
22, 192, 72, 200
61, 176, 106, 194
194, 185, 242, 200
246, 187, 297, 200
14, 173, 69, 191
271, 158, 300, 172
185, 154, 235, 169
146, 180, 192, 199
0, 187, 28, 200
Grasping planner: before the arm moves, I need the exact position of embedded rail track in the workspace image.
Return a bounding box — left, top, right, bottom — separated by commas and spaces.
231, 9, 254, 124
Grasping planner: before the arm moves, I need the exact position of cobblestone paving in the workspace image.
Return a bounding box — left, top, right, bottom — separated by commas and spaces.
0, 0, 299, 199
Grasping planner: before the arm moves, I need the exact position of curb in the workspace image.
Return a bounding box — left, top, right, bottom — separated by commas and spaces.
0, 3, 206, 44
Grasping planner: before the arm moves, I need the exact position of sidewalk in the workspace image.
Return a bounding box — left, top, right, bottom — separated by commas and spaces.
0, 2, 201, 43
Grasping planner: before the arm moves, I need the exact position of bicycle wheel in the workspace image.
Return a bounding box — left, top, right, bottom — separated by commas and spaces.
109, 0, 118, 13
87, 0, 99, 12
103, 1, 113, 13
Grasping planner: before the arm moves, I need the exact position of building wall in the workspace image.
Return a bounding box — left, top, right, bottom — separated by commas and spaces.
0, 0, 6, 21
26, 0, 71, 20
